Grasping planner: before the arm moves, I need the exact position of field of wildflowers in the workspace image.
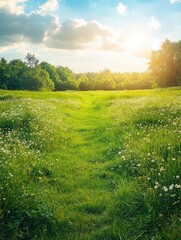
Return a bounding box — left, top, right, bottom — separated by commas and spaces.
0, 88, 180, 239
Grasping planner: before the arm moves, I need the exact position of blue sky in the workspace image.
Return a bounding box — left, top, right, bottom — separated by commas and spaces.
0, 0, 181, 72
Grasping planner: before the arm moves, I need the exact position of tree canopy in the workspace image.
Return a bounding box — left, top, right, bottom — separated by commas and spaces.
0, 40, 181, 92
149, 39, 181, 87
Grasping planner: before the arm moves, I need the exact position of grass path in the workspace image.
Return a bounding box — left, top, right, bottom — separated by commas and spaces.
49, 93, 119, 239
48, 91, 144, 240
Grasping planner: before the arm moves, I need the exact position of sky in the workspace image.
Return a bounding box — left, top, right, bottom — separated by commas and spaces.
0, 0, 181, 73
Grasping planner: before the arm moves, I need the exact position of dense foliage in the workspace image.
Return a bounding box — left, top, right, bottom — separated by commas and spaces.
0, 55, 155, 91
0, 39, 181, 91
149, 39, 181, 87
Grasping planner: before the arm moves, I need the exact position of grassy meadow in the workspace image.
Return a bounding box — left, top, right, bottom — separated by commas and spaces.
0, 88, 181, 240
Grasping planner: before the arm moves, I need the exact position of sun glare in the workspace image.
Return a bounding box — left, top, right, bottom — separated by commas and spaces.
124, 28, 152, 57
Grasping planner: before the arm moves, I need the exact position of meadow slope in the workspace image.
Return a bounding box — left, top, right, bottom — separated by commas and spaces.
0, 88, 181, 240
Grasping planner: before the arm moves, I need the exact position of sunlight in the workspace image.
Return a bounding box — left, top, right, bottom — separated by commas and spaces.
125, 28, 152, 58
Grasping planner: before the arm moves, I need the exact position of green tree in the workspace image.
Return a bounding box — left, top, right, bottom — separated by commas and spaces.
0, 58, 10, 89
40, 62, 61, 90
56, 66, 78, 90
8, 59, 28, 90
26, 53, 39, 68
99, 69, 115, 90
149, 39, 181, 87
78, 73, 89, 90
23, 67, 54, 91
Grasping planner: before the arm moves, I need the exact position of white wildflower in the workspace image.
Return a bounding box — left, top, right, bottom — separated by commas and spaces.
169, 184, 174, 190
160, 166, 165, 172
163, 186, 168, 192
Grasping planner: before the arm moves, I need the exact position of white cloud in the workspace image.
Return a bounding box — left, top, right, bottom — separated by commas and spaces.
0, 0, 26, 15
0, 44, 17, 53
169, 0, 181, 4
0, 10, 58, 45
117, 2, 127, 15
0, 5, 123, 53
147, 16, 160, 30
39, 0, 58, 15
45, 19, 124, 51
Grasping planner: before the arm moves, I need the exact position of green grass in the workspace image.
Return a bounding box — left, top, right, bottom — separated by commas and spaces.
0, 88, 181, 240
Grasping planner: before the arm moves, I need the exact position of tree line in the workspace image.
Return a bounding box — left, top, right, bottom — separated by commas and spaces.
0, 39, 180, 91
